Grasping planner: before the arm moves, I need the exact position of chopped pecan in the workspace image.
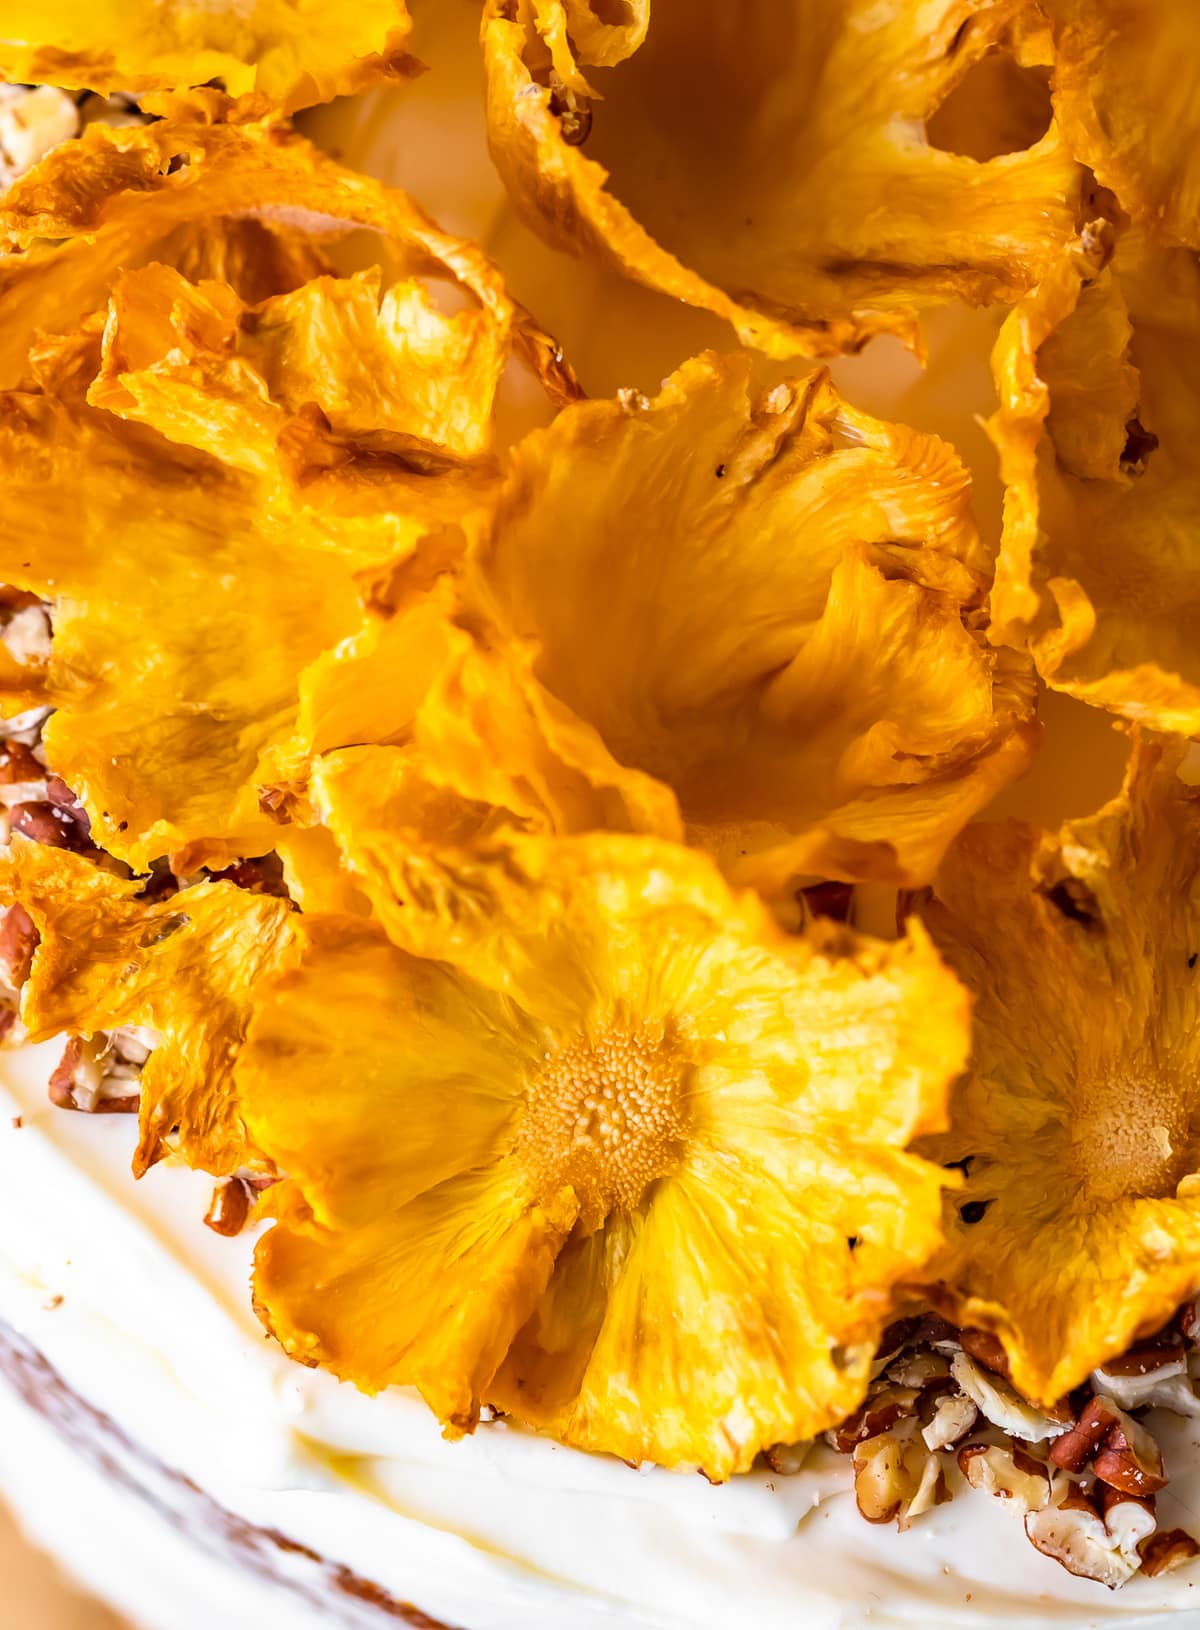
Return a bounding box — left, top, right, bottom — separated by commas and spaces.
1139, 1528, 1200, 1578
48, 1034, 141, 1114
206, 854, 290, 898
1102, 1338, 1186, 1377
950, 1351, 1068, 1444
1093, 1408, 1166, 1498
826, 1385, 919, 1453
0, 903, 37, 989
1050, 1396, 1121, 1472
1093, 1347, 1200, 1415
886, 1349, 952, 1389
1025, 1488, 1150, 1589
204, 1177, 253, 1238
958, 1443, 1050, 1512
959, 1327, 1011, 1378
762, 1440, 811, 1475
0, 740, 43, 784
9, 800, 91, 852
921, 1390, 978, 1451
852, 1426, 920, 1525
898, 1449, 948, 1532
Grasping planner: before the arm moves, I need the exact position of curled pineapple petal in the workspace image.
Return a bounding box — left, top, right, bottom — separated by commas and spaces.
0, 376, 377, 870
0, 114, 527, 868
921, 734, 1200, 1405
255, 1171, 576, 1431
0, 838, 295, 1176
310, 746, 522, 962
0, 108, 521, 391
1045, 0, 1200, 248
495, 1140, 946, 1474
241, 917, 533, 1230
93, 262, 509, 464
483, 0, 1081, 357
422, 352, 1034, 890
990, 232, 1200, 731
0, 0, 415, 114
241, 832, 968, 1472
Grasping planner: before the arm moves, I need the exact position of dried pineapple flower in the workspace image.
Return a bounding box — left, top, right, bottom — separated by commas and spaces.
0, 105, 553, 391
0, 836, 295, 1175
0, 1, 415, 115
241, 832, 969, 1476
0, 306, 491, 873
1045, 0, 1200, 249
990, 229, 1200, 732
0, 111, 565, 871
408, 353, 1037, 892
920, 734, 1200, 1406
482, 0, 1082, 357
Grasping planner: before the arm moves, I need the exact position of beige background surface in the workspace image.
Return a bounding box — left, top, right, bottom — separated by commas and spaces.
0, 1502, 129, 1629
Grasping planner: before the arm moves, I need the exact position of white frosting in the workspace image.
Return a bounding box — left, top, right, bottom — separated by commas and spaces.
2, 1042, 1200, 1630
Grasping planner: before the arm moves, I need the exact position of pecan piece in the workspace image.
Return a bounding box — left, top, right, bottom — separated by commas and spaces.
1093, 1409, 1166, 1498
204, 1177, 253, 1238
921, 1390, 978, 1451
959, 1327, 1011, 1378
9, 800, 90, 852
950, 1351, 1068, 1444
1025, 1487, 1150, 1589
0, 903, 37, 989
957, 1443, 1050, 1511
826, 1385, 919, 1453
1049, 1396, 1121, 1472
1139, 1528, 1200, 1578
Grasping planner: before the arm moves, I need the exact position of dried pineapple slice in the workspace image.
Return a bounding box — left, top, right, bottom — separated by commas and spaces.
1046, 0, 1200, 248
0, 106, 526, 389
0, 112, 551, 869
242, 831, 968, 1476
0, 837, 295, 1174
483, 0, 1082, 357
0, 1, 415, 115
990, 230, 1200, 731
922, 735, 1200, 1405
404, 353, 1037, 892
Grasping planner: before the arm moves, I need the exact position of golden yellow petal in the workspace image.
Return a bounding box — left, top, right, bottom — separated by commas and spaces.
0, 837, 295, 1175
425, 352, 1033, 888
483, 0, 1081, 357
275, 824, 373, 920
922, 734, 1200, 1403
0, 109, 519, 391
990, 231, 1200, 731
495, 1137, 947, 1478
240, 915, 536, 1230
310, 745, 523, 961
92, 263, 508, 464
0, 113, 529, 868
0, 1, 415, 115
240, 829, 964, 1460
255, 1170, 576, 1430
0, 385, 377, 868
1046, 0, 1200, 248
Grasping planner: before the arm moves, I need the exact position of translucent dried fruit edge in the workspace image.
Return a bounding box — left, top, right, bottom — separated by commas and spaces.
239, 830, 970, 1478
989, 230, 1200, 732
1045, 0, 1200, 249
398, 351, 1038, 894
918, 734, 1200, 1406
0, 0, 416, 115
482, 0, 1083, 357
0, 109, 563, 871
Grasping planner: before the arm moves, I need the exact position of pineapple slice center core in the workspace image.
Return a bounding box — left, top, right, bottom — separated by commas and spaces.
517, 1016, 691, 1225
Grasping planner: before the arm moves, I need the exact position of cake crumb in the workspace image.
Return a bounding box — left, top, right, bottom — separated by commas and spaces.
43, 1294, 63, 1310
10, 1115, 20, 1128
